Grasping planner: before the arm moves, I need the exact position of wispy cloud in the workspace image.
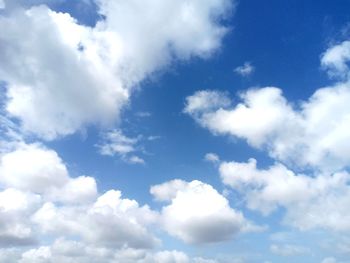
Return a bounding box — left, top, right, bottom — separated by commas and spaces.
234, 62, 255, 77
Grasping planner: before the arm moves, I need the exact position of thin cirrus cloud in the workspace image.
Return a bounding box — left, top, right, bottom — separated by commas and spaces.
0, 0, 233, 140
96, 129, 145, 164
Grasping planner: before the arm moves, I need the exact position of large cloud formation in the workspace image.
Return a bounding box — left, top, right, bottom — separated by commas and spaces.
185, 40, 350, 237
0, 142, 225, 262
0, 1, 239, 261
0, 0, 232, 139
185, 40, 350, 172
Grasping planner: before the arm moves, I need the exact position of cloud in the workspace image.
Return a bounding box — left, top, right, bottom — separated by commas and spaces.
234, 62, 254, 77
129, 155, 145, 164
0, 189, 40, 247
96, 129, 146, 164
151, 179, 258, 244
184, 90, 231, 116
321, 41, 350, 80
204, 152, 220, 163
219, 158, 350, 231
0, 143, 97, 204
185, 83, 350, 171
185, 42, 350, 236
13, 244, 218, 263
0, 0, 233, 140
270, 244, 309, 256
0, 240, 219, 263
32, 189, 159, 250
321, 258, 338, 263
0, 142, 159, 252
184, 41, 350, 172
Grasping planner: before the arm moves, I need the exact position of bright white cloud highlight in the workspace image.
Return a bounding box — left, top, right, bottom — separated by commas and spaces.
0, 143, 97, 204
0, 0, 232, 139
151, 179, 257, 244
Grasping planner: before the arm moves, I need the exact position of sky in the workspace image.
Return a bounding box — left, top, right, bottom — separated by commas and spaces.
1, 0, 350, 262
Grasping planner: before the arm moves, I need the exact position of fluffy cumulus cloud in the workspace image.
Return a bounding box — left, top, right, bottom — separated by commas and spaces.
0, 143, 162, 257
0, 142, 238, 261
151, 179, 257, 244
185, 48, 350, 171
0, 0, 232, 140
185, 40, 350, 241
0, 143, 97, 204
219, 158, 350, 231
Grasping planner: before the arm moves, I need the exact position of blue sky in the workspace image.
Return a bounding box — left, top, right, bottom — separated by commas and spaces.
1, 1, 350, 262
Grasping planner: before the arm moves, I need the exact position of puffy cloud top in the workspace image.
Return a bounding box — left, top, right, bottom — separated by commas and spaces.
151, 179, 257, 244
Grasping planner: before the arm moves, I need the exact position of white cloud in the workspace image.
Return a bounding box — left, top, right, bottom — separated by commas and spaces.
184, 41, 350, 172
0, 0, 4, 9
0, 143, 97, 204
219, 159, 350, 231
1, 6, 128, 140
204, 152, 220, 163
184, 90, 231, 116
97, 130, 138, 156
0, 142, 159, 252
129, 155, 145, 164
234, 62, 254, 77
97, 129, 146, 164
186, 83, 350, 171
32, 190, 159, 249
0, 188, 40, 247
151, 179, 258, 244
150, 179, 189, 202
0, 0, 232, 140
321, 41, 350, 79
0, 143, 69, 193
13, 242, 218, 263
